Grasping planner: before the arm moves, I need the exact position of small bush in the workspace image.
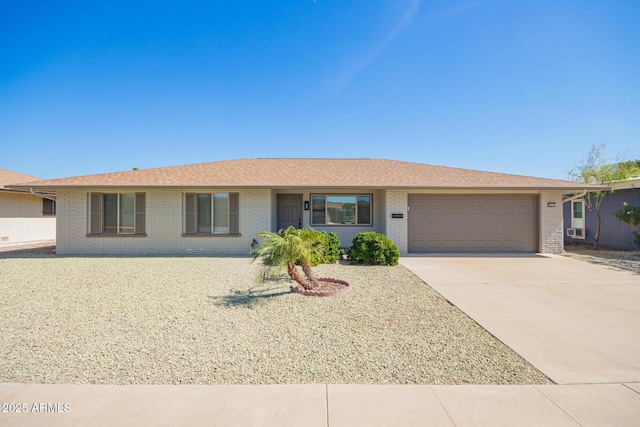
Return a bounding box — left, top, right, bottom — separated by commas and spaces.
318, 230, 343, 265
347, 232, 400, 266
283, 226, 343, 266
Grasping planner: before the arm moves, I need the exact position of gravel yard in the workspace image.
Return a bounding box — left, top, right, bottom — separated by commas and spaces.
564, 243, 640, 274
0, 255, 550, 385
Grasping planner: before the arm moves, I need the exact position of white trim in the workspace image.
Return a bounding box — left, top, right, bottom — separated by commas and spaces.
29, 188, 56, 201
611, 177, 640, 191
569, 199, 585, 239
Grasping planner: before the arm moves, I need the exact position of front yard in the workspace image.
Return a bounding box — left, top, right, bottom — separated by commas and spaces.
0, 256, 549, 385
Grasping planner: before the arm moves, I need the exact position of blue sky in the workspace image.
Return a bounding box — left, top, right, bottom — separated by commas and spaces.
1, 0, 639, 180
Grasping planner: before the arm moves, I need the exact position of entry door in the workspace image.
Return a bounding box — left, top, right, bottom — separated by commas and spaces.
277, 194, 303, 231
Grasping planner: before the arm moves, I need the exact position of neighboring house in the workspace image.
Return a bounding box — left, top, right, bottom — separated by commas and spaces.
0, 168, 56, 247
564, 177, 640, 249
8, 158, 599, 255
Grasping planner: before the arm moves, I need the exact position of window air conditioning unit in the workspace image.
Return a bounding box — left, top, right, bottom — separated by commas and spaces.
566, 228, 585, 239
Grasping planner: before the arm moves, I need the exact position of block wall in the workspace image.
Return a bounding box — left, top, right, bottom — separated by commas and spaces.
539, 190, 564, 254
55, 187, 566, 255
56, 188, 271, 255
385, 190, 408, 254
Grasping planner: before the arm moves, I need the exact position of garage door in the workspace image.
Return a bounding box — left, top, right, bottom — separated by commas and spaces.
408, 195, 539, 253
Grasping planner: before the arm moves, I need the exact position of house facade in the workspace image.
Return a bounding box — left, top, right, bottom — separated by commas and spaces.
0, 169, 56, 247
10, 159, 599, 255
564, 177, 640, 249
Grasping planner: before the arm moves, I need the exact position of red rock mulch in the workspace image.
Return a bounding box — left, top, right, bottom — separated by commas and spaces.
290, 277, 352, 297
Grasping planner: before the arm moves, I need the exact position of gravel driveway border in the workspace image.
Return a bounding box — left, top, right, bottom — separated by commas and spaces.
564, 243, 640, 274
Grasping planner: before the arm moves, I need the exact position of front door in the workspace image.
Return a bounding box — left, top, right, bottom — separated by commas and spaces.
277, 194, 303, 231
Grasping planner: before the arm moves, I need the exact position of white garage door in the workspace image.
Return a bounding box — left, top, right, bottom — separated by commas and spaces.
408, 195, 539, 253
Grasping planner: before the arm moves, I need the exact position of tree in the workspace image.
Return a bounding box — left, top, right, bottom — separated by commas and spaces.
614, 201, 640, 248
253, 227, 324, 290
569, 144, 640, 249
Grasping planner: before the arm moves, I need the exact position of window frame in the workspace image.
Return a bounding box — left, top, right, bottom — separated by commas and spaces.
42, 198, 56, 216
87, 192, 146, 236
310, 194, 373, 226
570, 199, 586, 239
183, 192, 240, 236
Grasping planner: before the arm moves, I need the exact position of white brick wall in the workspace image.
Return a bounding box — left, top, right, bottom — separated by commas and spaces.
385, 190, 408, 254
539, 190, 564, 254
57, 188, 271, 255
56, 187, 566, 255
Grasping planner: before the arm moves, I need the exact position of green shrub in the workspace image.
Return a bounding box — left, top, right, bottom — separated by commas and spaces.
347, 232, 400, 266
281, 226, 343, 266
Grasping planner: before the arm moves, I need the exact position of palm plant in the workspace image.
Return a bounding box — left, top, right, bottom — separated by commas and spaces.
253, 227, 323, 290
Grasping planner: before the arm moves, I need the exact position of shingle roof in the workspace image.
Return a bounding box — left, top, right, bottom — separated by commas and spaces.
6, 158, 603, 191
0, 169, 41, 192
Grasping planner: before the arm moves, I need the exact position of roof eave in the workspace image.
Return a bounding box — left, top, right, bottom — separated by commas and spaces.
0, 188, 33, 194
7, 184, 610, 192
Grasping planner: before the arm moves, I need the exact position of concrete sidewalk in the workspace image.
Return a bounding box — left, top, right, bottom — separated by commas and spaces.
2, 383, 640, 426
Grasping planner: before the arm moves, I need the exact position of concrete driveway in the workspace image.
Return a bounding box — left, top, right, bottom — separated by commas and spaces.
400, 254, 640, 385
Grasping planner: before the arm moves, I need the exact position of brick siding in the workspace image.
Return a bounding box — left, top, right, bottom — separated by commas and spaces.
56, 188, 565, 255
539, 190, 564, 254
56, 188, 271, 255
385, 190, 408, 254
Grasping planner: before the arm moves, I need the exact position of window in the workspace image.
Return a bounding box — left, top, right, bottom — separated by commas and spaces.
184, 193, 239, 235
570, 199, 585, 239
88, 192, 145, 235
311, 195, 372, 225
42, 199, 56, 216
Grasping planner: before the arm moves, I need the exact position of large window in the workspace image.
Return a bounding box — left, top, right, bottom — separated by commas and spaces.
311, 194, 371, 225
184, 193, 239, 235
88, 192, 145, 235
570, 199, 585, 239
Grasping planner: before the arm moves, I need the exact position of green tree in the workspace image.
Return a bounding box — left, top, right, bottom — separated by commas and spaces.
253, 226, 323, 290
569, 144, 640, 249
614, 202, 640, 248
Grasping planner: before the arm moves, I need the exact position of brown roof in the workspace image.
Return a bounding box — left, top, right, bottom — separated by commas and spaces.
0, 169, 42, 192
6, 158, 603, 191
